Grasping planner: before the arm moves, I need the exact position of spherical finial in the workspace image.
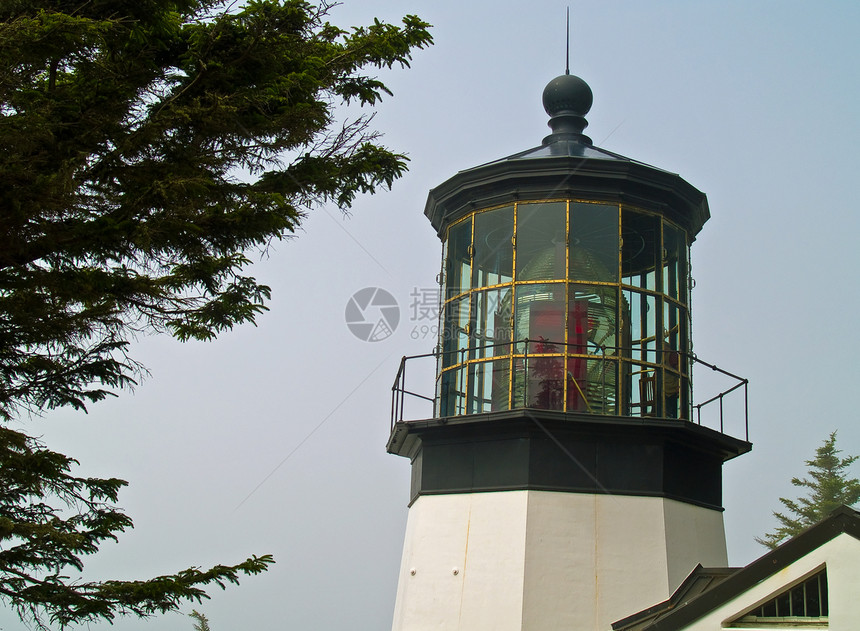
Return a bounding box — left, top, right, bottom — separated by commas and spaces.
540, 73, 593, 146
542, 74, 593, 117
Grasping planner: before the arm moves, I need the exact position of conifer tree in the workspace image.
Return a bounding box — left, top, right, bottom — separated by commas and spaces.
0, 0, 431, 627
0, 0, 431, 420
756, 431, 860, 549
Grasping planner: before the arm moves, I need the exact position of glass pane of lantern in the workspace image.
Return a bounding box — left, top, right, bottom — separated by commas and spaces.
622, 209, 660, 292
473, 205, 514, 288
567, 357, 618, 414
624, 289, 657, 364
439, 366, 467, 417
516, 202, 566, 281
591, 358, 618, 415
442, 295, 471, 368
662, 301, 686, 364
524, 356, 565, 410
512, 356, 527, 409
513, 283, 566, 354
628, 366, 659, 417
569, 202, 619, 282
626, 364, 642, 416
682, 383, 691, 419
662, 222, 687, 302
568, 284, 619, 355
468, 359, 511, 413
662, 301, 688, 418
445, 217, 472, 299
664, 368, 682, 418
472, 288, 513, 359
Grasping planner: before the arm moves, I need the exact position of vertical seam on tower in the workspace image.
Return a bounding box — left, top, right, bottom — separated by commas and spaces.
594, 493, 600, 627
457, 500, 472, 629
520, 490, 531, 631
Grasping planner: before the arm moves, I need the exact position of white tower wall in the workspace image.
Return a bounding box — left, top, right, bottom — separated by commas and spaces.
392, 491, 727, 631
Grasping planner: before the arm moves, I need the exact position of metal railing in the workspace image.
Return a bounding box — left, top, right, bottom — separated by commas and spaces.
689, 355, 749, 439
390, 339, 749, 442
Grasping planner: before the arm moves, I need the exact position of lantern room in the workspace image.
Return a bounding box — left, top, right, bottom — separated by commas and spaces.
438, 198, 690, 420
428, 72, 707, 424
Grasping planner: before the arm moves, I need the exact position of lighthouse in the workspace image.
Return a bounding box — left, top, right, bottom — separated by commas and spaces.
387, 68, 751, 631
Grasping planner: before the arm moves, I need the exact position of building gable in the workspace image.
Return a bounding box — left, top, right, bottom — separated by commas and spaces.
612, 506, 860, 631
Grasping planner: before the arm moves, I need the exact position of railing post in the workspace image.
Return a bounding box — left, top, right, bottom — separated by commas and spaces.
719, 392, 724, 434
601, 345, 606, 411
523, 339, 529, 407
459, 347, 466, 415
400, 358, 407, 424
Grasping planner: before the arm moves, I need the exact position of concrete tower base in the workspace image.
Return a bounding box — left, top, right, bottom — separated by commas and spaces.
391, 491, 727, 631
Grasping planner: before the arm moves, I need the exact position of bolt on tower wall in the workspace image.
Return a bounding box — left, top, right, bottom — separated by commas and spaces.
387, 70, 751, 631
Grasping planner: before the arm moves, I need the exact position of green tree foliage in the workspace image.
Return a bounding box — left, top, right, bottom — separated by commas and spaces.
0, 0, 431, 418
190, 610, 212, 631
0, 427, 273, 628
0, 0, 431, 627
756, 431, 860, 549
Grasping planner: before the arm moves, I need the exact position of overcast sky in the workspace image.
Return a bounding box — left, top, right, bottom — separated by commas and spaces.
6, 1, 860, 630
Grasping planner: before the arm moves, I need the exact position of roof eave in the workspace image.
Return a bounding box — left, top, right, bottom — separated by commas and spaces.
424, 155, 709, 239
